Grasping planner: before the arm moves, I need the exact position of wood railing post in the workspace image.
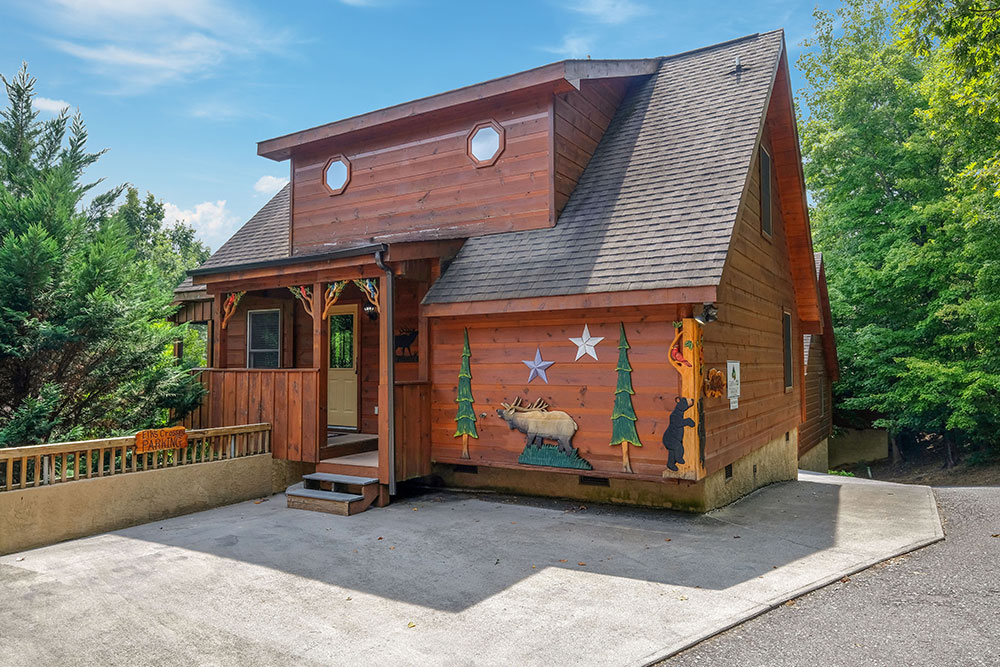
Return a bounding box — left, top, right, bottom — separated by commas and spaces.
313, 282, 329, 464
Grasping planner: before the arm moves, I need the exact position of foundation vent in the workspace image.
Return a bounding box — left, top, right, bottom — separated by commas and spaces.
454, 465, 478, 474
724, 464, 733, 480
579, 475, 610, 487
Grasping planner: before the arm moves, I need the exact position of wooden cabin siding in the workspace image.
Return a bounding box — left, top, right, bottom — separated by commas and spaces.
702, 125, 801, 475
429, 306, 686, 480
205, 368, 319, 462
800, 335, 832, 457
291, 91, 555, 253
552, 79, 628, 215
173, 298, 212, 324
223, 290, 296, 369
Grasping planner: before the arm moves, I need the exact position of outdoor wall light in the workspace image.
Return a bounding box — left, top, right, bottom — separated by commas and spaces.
694, 303, 718, 325
363, 303, 378, 322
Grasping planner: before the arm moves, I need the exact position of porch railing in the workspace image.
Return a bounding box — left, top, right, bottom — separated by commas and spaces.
204, 369, 320, 463
0, 423, 271, 492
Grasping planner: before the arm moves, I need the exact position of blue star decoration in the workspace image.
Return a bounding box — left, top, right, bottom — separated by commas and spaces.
522, 347, 554, 383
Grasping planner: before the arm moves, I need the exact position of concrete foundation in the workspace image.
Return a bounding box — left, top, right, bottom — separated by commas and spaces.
799, 438, 830, 473
435, 430, 798, 512
0, 454, 276, 556
829, 429, 889, 468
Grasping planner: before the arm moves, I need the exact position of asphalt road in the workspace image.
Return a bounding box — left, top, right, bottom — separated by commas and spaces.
666, 487, 1000, 667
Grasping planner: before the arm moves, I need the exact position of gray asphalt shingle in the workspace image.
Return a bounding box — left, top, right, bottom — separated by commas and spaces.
424, 30, 784, 304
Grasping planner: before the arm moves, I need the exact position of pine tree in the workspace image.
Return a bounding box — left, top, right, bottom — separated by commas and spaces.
610, 323, 642, 473
453, 328, 477, 458
0, 64, 204, 445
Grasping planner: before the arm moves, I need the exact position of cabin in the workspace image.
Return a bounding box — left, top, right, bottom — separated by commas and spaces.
173, 29, 837, 513
798, 253, 839, 472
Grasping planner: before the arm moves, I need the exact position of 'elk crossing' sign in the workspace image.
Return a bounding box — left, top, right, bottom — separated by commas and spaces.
134, 426, 187, 454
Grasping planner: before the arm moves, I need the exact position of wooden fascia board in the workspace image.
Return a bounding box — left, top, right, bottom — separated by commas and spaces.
817, 263, 840, 381
421, 285, 717, 318
257, 59, 660, 161
771, 54, 822, 325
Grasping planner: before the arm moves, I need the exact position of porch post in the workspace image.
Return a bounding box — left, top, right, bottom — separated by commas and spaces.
312, 282, 328, 464
213, 293, 226, 369
377, 262, 395, 497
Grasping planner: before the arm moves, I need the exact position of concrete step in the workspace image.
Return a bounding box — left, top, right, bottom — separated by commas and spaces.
302, 472, 378, 487
285, 482, 378, 517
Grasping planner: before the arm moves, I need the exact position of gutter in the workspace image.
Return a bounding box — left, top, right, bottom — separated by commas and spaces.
373, 248, 396, 496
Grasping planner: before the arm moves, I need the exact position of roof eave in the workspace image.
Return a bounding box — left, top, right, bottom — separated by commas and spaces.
188, 243, 387, 278
256, 59, 660, 161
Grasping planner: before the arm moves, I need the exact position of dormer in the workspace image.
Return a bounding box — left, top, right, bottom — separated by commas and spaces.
256, 60, 660, 256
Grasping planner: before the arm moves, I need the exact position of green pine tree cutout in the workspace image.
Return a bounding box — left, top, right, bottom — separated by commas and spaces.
454, 328, 478, 459
610, 323, 642, 473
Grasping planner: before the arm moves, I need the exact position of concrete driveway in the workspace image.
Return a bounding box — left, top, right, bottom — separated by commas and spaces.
0, 472, 942, 667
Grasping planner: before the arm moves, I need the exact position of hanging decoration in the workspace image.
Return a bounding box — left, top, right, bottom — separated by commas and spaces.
704, 368, 726, 398
288, 285, 314, 317
353, 278, 379, 313
496, 397, 591, 470
664, 319, 706, 479
522, 347, 554, 383
322, 280, 350, 319
395, 328, 418, 362
221, 291, 245, 330
454, 329, 478, 459
609, 323, 642, 473
569, 324, 604, 361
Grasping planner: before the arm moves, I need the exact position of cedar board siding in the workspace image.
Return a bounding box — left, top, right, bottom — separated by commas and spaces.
429, 307, 687, 480
800, 334, 832, 457
703, 124, 801, 476
552, 79, 628, 215
290, 91, 555, 253
174, 298, 212, 324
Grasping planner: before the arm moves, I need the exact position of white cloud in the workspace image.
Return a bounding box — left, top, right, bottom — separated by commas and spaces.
544, 34, 595, 59
34, 96, 71, 114
254, 175, 289, 196
565, 0, 648, 25
29, 0, 290, 93
164, 200, 239, 251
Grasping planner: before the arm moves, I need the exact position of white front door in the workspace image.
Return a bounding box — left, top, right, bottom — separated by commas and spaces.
327, 304, 358, 429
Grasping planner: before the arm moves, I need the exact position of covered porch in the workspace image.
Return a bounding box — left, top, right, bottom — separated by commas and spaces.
184, 243, 451, 498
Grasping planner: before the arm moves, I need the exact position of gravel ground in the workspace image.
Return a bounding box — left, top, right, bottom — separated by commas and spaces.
665, 487, 1000, 667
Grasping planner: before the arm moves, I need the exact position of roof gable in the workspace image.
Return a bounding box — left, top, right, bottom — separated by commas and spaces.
424, 30, 785, 306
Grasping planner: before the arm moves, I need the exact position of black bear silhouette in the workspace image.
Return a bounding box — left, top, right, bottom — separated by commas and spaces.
662, 397, 695, 472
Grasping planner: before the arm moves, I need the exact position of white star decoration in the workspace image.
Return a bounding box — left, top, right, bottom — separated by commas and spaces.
569, 325, 604, 361
522, 347, 554, 383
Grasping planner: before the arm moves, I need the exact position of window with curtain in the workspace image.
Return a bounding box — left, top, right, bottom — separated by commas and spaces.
248, 309, 280, 369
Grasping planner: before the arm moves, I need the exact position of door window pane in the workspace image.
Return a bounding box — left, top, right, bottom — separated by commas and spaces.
330, 313, 354, 369
248, 310, 280, 369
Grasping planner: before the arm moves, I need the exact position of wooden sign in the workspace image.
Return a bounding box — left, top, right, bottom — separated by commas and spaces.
134, 426, 187, 454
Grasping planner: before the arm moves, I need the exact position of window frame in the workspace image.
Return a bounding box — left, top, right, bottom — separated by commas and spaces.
760, 146, 773, 239
246, 308, 282, 369
782, 310, 793, 392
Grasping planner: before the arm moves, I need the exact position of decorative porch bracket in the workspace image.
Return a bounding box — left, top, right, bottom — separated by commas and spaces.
322, 280, 350, 319
288, 285, 315, 317
354, 278, 380, 313
221, 291, 245, 330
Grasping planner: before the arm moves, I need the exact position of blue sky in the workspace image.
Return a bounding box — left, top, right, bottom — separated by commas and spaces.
1, 0, 841, 251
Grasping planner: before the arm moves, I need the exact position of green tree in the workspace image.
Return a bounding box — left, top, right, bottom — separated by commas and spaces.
898, 1, 1000, 193
114, 187, 209, 288
0, 64, 203, 446
800, 0, 1000, 463
610, 323, 641, 473
454, 328, 477, 458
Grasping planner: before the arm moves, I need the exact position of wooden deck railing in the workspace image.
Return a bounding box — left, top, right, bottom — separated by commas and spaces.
0, 423, 271, 493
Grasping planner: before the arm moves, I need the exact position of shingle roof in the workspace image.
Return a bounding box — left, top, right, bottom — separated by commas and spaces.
424, 30, 784, 305
197, 183, 291, 272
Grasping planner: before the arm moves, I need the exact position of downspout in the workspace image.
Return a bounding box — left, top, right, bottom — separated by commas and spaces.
374, 248, 396, 495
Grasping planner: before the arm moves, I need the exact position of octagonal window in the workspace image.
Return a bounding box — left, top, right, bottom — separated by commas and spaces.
467, 120, 505, 167
323, 156, 351, 195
